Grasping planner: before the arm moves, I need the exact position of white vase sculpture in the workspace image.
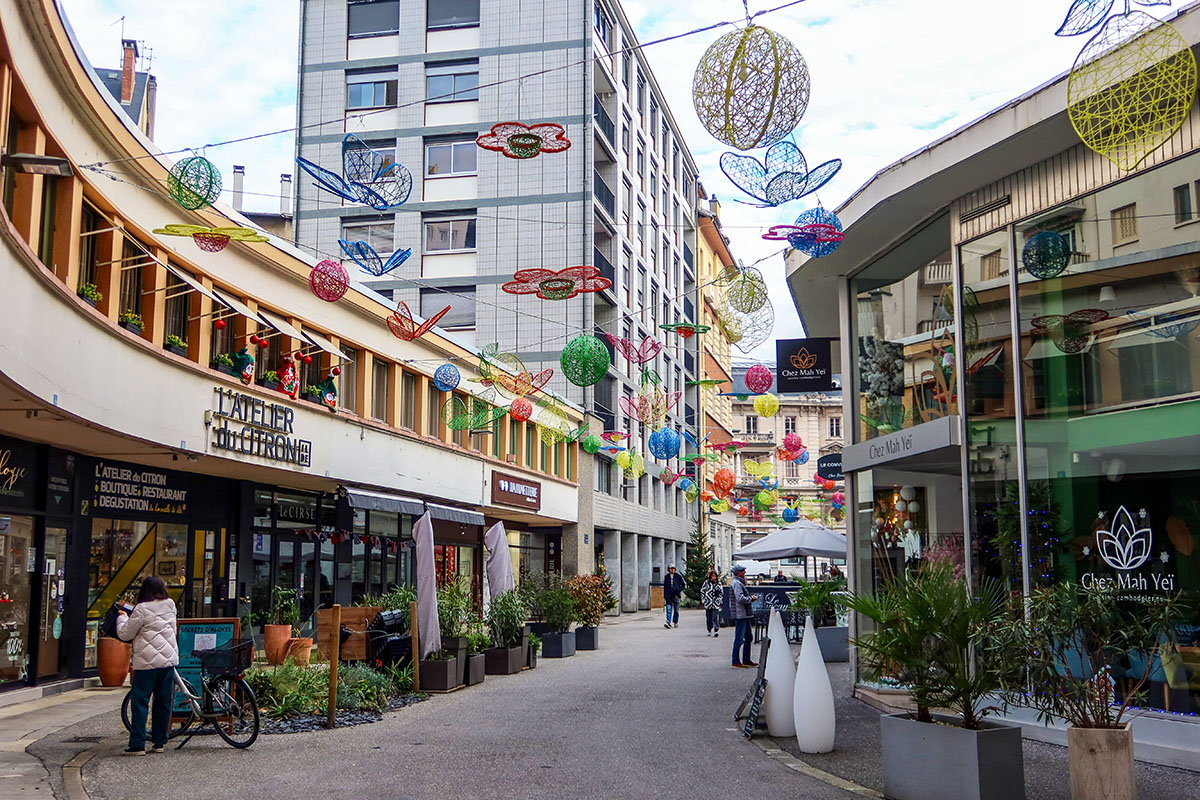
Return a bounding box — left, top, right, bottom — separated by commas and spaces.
792, 614, 835, 752
762, 609, 796, 737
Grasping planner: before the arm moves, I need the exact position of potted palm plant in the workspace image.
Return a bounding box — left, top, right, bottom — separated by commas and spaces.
264, 586, 301, 665
484, 590, 527, 674
538, 585, 576, 658
567, 573, 606, 650
842, 560, 1020, 800
438, 576, 473, 687
163, 334, 188, 357
993, 582, 1184, 800
791, 577, 848, 662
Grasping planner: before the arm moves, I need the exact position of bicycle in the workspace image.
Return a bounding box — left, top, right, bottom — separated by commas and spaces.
120, 639, 260, 749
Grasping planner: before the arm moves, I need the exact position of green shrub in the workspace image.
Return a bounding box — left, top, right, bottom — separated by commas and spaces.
337, 662, 392, 712
243, 660, 329, 717
486, 590, 527, 648
540, 586, 575, 634
382, 662, 414, 694
437, 576, 473, 640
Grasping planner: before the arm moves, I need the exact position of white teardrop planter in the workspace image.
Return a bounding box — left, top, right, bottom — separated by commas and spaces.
792, 614, 835, 752
762, 609, 796, 737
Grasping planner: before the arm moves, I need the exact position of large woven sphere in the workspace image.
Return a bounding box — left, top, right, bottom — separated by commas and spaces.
782, 506, 799, 524
648, 427, 682, 460
509, 397, 533, 422
692, 25, 810, 151
168, 156, 222, 210
725, 268, 769, 313
745, 364, 773, 394
561, 335, 611, 387
793, 207, 843, 258
581, 434, 604, 454
783, 432, 803, 452
1022, 231, 1070, 280
754, 392, 780, 418
309, 260, 349, 302
433, 363, 461, 392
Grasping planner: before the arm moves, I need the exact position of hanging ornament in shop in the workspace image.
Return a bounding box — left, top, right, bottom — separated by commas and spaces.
783, 432, 804, 452
1031, 308, 1110, 354
476, 122, 572, 159
605, 333, 664, 365
153, 224, 269, 253
561, 335, 611, 387
339, 239, 412, 277
167, 155, 222, 211
433, 363, 461, 392
509, 397, 534, 422
387, 300, 451, 342
501, 265, 611, 300
279, 360, 299, 399
647, 427, 682, 460
232, 347, 255, 385
659, 322, 711, 339
1022, 231, 1071, 280
309, 259, 350, 302
744, 364, 774, 394
692, 25, 811, 150
1061, 6, 1197, 171
720, 141, 841, 207
616, 450, 646, 481
295, 134, 413, 210
754, 392, 780, 418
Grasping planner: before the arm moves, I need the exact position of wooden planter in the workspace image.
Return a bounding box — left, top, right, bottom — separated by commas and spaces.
97, 638, 131, 687
466, 653, 485, 686
1069, 723, 1134, 800
263, 624, 293, 665
484, 646, 524, 675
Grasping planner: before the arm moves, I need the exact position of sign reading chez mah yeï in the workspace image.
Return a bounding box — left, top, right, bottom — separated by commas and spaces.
210, 387, 313, 467
491, 472, 541, 510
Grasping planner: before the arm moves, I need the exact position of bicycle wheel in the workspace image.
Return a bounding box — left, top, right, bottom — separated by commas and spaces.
206, 675, 260, 748
120, 688, 196, 739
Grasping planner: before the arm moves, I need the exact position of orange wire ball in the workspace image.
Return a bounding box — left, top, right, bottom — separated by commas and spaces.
509, 397, 533, 422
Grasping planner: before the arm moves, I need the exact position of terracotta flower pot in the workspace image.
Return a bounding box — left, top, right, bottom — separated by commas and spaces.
97, 638, 131, 687
263, 624, 293, 665
285, 637, 313, 666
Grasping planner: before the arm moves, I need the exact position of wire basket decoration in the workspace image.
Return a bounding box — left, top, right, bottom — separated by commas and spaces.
1022, 231, 1072, 280
724, 266, 769, 313
295, 134, 413, 210
153, 224, 268, 253
502, 266, 611, 300
1031, 308, 1110, 354
309, 259, 350, 302
720, 141, 841, 207
476, 122, 572, 159
616, 450, 646, 481
561, 334, 611, 387
647, 427, 682, 460
744, 364, 774, 394
692, 24, 811, 150
167, 156, 222, 211
754, 392, 780, 418
433, 363, 461, 392
339, 239, 412, 277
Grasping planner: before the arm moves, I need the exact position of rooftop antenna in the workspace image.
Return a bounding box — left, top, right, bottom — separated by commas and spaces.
110, 15, 125, 39
139, 44, 153, 71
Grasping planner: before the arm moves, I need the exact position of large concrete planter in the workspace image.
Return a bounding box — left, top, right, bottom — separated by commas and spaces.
814, 625, 848, 662
541, 631, 575, 658
1068, 723, 1134, 800
465, 653, 485, 686
880, 712, 1025, 800
575, 625, 599, 650
484, 646, 524, 675
419, 656, 457, 691
443, 635, 469, 686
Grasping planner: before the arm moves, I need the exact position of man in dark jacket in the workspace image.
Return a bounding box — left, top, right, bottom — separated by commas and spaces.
662, 565, 685, 628
730, 565, 759, 667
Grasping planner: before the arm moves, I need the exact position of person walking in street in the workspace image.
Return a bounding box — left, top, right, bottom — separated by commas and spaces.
730, 565, 759, 668
700, 570, 723, 637
662, 565, 685, 628
116, 576, 179, 755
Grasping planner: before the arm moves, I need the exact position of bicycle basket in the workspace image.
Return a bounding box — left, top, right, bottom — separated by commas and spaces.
193, 639, 253, 675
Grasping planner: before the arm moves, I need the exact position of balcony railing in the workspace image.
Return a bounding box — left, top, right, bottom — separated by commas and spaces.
594, 97, 615, 145
594, 171, 615, 218
594, 247, 615, 287
743, 432, 775, 443
923, 261, 952, 284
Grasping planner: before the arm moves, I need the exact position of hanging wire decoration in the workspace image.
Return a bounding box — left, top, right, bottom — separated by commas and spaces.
1125, 308, 1200, 339
441, 395, 506, 431
1031, 308, 1111, 354
476, 122, 572, 159
167, 155, 222, 210
153, 224, 269, 253
605, 333, 665, 364
724, 266, 769, 313
581, 434, 605, 454
1062, 6, 1198, 170
1022, 231, 1072, 279
509, 397, 534, 422
490, 367, 554, 399
692, 24, 811, 150
295, 134, 413, 210
338, 239, 412, 277
788, 207, 844, 258
308, 259, 350, 302
728, 294, 775, 354
561, 335, 611, 387
687, 378, 728, 389
501, 265, 611, 300
754, 392, 780, 418
617, 450, 647, 481
387, 300, 451, 342
648, 427, 682, 460
719, 141, 841, 207
744, 364, 774, 394
536, 395, 572, 445
783, 432, 804, 452
619, 386, 681, 428
659, 322, 711, 338
434, 363, 461, 392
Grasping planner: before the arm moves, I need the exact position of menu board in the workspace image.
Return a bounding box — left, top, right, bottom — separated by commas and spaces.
174, 618, 239, 712
91, 461, 189, 518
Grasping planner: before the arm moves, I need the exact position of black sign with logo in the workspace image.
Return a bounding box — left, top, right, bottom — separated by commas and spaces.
89, 460, 190, 519
776, 338, 835, 393
45, 449, 75, 515
817, 453, 843, 482
0, 436, 38, 511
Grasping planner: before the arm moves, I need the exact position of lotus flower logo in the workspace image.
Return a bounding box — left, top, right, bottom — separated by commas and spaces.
791, 348, 818, 370
1096, 506, 1152, 571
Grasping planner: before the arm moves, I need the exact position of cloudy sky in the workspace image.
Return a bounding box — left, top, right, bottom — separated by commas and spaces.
60, 0, 1101, 360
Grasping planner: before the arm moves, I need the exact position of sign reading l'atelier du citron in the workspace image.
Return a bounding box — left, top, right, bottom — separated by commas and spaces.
209, 387, 313, 467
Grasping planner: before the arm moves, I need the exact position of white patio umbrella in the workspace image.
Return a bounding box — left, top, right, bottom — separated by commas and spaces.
734, 518, 847, 561
732, 559, 774, 577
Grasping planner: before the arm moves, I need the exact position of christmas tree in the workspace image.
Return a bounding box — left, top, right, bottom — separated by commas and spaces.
683, 524, 714, 605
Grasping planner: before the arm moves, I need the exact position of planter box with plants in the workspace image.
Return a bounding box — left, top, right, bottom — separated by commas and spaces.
257, 371, 280, 391
791, 577, 850, 663
843, 561, 1023, 800
466, 631, 488, 686
567, 573, 609, 651
438, 576, 473, 687
526, 634, 539, 669
264, 586, 306, 666
303, 385, 322, 403
211, 353, 236, 376
163, 334, 188, 357
419, 652, 458, 692
118, 310, 145, 335
484, 590, 527, 675
536, 583, 575, 658
77, 282, 102, 308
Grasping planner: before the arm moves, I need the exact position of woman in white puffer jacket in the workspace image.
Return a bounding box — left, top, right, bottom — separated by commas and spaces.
116, 576, 179, 755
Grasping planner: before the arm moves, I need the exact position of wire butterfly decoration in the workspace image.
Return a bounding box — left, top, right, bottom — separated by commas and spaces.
296, 134, 413, 211
719, 141, 841, 207
338, 239, 413, 277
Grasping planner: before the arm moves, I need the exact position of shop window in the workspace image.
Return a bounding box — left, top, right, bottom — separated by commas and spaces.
118, 239, 144, 316
425, 138, 477, 176
348, 0, 399, 37
0, 516, 34, 681
164, 270, 189, 344
339, 346, 358, 412
425, 61, 479, 102
1111, 203, 1137, 244
77, 203, 103, 290
1173, 184, 1193, 224
426, 381, 441, 436
254, 328, 280, 381
87, 520, 188, 622
525, 424, 534, 467
346, 69, 398, 110
372, 360, 390, 422
427, 0, 479, 29
1116, 340, 1191, 403
401, 371, 416, 428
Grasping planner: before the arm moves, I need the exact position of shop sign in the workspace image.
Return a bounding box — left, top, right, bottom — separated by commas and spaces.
491, 472, 541, 511
45, 449, 75, 515
210, 387, 313, 468
0, 436, 37, 510
1081, 506, 1175, 595
816, 454, 843, 482
92, 462, 189, 517
776, 338, 835, 393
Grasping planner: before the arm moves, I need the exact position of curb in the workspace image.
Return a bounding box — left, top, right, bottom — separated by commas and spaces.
750, 735, 882, 798
62, 736, 123, 800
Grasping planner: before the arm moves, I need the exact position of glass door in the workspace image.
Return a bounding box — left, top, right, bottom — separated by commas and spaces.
0, 515, 34, 686
37, 526, 67, 679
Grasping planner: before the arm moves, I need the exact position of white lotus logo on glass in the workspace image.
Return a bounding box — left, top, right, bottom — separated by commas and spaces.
1096, 506, 1152, 571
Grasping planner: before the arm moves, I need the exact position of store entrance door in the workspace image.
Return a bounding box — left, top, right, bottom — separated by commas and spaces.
36, 526, 67, 679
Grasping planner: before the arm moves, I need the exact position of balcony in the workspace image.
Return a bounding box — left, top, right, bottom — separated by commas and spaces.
923, 261, 952, 284
594, 97, 615, 145
594, 247, 615, 292
594, 170, 616, 219
742, 432, 775, 444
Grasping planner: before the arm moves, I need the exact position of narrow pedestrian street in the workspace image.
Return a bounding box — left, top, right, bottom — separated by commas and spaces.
35, 612, 857, 800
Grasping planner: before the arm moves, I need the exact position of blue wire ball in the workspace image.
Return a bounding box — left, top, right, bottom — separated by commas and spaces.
678, 477, 695, 492
789, 207, 843, 258
782, 507, 799, 524
648, 427, 682, 460
796, 450, 810, 465
1022, 231, 1070, 280
433, 363, 461, 392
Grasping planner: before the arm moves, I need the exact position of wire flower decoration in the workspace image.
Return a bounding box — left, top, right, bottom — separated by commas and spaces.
309, 259, 349, 302
659, 322, 711, 338
339, 239, 412, 277
295, 134, 413, 210
167, 156, 222, 211
754, 392, 780, 418
619, 386, 681, 428
153, 224, 269, 253
616, 450, 646, 481
1031, 308, 1110, 354
789, 207, 844, 258
501, 265, 611, 300
723, 266, 769, 313
476, 122, 572, 159
605, 333, 664, 364
441, 394, 507, 431
387, 300, 451, 342
719, 142, 841, 207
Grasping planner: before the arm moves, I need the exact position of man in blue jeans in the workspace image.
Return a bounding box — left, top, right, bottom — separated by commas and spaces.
730, 565, 759, 667
662, 565, 684, 628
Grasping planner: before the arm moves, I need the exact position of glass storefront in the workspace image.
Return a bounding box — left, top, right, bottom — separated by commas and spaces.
349, 507, 412, 603
0, 515, 34, 686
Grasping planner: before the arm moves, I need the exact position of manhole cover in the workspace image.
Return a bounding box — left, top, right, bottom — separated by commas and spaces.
64, 736, 108, 743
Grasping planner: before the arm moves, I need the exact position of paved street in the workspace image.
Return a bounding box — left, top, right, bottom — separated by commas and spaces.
48, 611, 858, 800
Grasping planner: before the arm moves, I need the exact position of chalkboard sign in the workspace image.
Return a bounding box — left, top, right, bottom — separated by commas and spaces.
734, 636, 772, 739
174, 618, 239, 712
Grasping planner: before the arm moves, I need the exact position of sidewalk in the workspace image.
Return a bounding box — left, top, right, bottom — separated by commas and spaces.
0, 684, 124, 798
771, 657, 1200, 800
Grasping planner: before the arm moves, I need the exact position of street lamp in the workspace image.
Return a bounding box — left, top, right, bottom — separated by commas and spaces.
1, 152, 73, 176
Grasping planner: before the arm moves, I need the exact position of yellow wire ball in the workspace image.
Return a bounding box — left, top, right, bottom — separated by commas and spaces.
692, 24, 811, 151
754, 392, 780, 418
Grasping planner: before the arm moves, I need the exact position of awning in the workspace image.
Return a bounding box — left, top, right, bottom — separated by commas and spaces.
426, 503, 485, 526
258, 308, 309, 343
211, 287, 259, 321
342, 488, 425, 516
162, 261, 223, 304
302, 328, 347, 362
1105, 324, 1195, 351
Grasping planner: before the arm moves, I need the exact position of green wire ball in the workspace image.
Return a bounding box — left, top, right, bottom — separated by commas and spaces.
561, 335, 611, 387
168, 156, 222, 211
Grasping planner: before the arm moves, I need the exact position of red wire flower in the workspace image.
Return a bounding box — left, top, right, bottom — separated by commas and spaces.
476, 122, 572, 159
605, 333, 664, 364
387, 301, 450, 342
502, 266, 611, 300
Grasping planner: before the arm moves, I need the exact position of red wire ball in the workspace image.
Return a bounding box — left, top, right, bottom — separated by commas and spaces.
309, 259, 350, 303
509, 397, 533, 422
745, 364, 774, 394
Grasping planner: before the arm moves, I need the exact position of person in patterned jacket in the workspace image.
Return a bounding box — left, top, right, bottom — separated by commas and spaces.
700, 570, 723, 637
